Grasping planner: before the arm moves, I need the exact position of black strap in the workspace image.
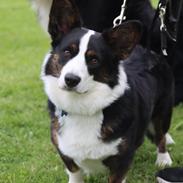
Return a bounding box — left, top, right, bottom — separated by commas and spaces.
167, 0, 183, 41
161, 26, 168, 56
146, 0, 183, 56
146, 0, 161, 52
160, 0, 168, 7
147, 0, 168, 55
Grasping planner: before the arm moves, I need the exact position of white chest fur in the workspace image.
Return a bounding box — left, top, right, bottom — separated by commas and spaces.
57, 112, 122, 174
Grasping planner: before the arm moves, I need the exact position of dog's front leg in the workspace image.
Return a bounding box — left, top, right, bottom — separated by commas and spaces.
104, 151, 134, 183
48, 100, 84, 183
57, 143, 84, 183
66, 169, 84, 183
109, 175, 126, 183
60, 153, 84, 183
57, 144, 84, 183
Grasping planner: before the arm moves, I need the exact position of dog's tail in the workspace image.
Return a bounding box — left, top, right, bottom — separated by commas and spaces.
29, 0, 53, 32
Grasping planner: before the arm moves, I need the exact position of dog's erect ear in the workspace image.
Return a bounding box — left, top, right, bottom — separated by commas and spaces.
48, 0, 81, 46
102, 21, 142, 60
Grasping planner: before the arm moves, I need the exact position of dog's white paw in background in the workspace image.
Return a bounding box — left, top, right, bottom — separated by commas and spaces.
67, 169, 84, 183
29, 0, 52, 32
156, 177, 171, 183
156, 151, 173, 167
155, 133, 174, 167
165, 133, 175, 145
121, 178, 126, 183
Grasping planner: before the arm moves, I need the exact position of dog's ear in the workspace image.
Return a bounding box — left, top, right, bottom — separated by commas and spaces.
48, 0, 81, 46
102, 21, 142, 60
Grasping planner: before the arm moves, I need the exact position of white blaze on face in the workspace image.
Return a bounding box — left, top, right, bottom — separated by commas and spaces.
58, 30, 95, 93
41, 29, 129, 115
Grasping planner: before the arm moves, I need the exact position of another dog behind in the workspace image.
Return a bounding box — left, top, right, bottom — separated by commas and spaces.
41, 0, 174, 182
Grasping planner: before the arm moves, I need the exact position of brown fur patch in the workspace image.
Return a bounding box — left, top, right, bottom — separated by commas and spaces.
51, 116, 60, 147
108, 174, 124, 183
46, 54, 62, 77
69, 43, 78, 53
103, 154, 130, 183
102, 21, 142, 60
60, 153, 79, 173
101, 125, 114, 141
96, 67, 112, 83
86, 50, 97, 57
86, 50, 113, 84
157, 136, 166, 153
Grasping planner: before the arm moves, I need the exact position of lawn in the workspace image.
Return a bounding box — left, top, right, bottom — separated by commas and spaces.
0, 0, 183, 182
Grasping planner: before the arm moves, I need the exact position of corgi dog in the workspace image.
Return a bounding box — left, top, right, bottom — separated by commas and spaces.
41, 0, 174, 182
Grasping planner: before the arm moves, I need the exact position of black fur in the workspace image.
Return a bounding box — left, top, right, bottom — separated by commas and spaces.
101, 45, 173, 144
172, 10, 183, 105
100, 46, 173, 182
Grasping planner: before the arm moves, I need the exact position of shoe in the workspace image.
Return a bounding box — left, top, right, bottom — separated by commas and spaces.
156, 167, 183, 183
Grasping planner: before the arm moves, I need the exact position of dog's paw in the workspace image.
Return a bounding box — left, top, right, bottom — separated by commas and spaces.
165, 133, 175, 145
67, 169, 84, 183
156, 177, 170, 183
121, 178, 126, 183
69, 181, 84, 183
68, 177, 84, 183
155, 152, 172, 167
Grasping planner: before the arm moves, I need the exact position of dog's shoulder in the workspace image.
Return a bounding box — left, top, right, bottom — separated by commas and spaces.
123, 45, 172, 84
124, 45, 160, 73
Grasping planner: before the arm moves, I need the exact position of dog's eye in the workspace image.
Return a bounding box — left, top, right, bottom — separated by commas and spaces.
86, 51, 99, 68
64, 50, 71, 58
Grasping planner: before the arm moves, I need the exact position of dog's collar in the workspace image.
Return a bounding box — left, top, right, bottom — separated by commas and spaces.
61, 110, 68, 117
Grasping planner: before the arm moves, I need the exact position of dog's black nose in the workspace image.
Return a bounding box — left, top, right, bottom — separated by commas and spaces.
65, 73, 81, 88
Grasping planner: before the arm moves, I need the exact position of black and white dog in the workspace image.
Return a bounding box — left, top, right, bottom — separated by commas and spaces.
40, 0, 174, 182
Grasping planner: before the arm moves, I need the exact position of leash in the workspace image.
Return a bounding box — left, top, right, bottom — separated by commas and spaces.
113, 0, 171, 55
147, 0, 168, 56
159, 1, 169, 56
159, 0, 178, 56
113, 0, 183, 57
113, 0, 127, 27
147, 0, 183, 56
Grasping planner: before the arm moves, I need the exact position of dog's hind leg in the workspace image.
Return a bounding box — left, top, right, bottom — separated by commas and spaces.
155, 135, 172, 167
150, 98, 173, 167
147, 124, 173, 167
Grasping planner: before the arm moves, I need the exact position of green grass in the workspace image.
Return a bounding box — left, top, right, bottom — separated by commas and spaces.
0, 0, 183, 182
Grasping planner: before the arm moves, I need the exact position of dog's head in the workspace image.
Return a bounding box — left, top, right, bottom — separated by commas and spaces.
41, 0, 142, 115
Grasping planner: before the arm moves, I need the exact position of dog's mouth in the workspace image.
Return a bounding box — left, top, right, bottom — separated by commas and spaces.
61, 85, 88, 94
